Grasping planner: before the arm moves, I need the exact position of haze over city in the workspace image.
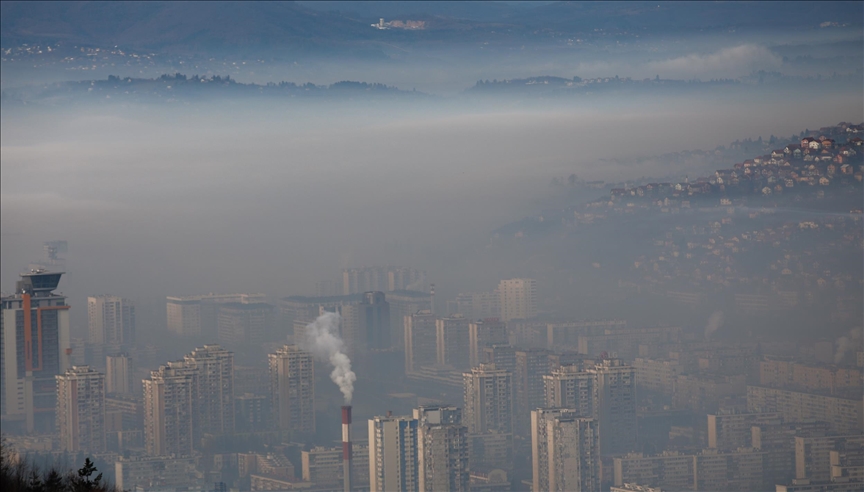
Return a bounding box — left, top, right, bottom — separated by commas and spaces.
1, 2, 862, 492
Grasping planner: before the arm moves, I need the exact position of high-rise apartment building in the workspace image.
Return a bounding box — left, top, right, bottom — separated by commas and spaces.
463, 364, 514, 471
589, 359, 637, 455
106, 352, 134, 395
418, 423, 469, 492
405, 311, 438, 373
386, 290, 432, 350
269, 345, 315, 436
463, 364, 514, 434
469, 319, 508, 368
531, 408, 573, 492
368, 414, 420, 492
514, 348, 551, 433
1, 270, 71, 432
56, 365, 106, 453
87, 295, 135, 350
542, 359, 637, 455
413, 405, 469, 492
483, 345, 517, 373
540, 412, 600, 492
543, 364, 594, 416
497, 278, 537, 322
185, 344, 234, 436
143, 361, 195, 456
235, 393, 271, 432
341, 292, 390, 361
166, 293, 267, 338
437, 315, 471, 370
455, 292, 501, 320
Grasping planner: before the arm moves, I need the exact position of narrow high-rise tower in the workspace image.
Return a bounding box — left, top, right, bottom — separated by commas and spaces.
143, 361, 195, 456
369, 414, 420, 492
56, 365, 106, 453
269, 345, 315, 436
498, 278, 537, 322
1, 269, 71, 432
87, 295, 135, 350
531, 408, 599, 492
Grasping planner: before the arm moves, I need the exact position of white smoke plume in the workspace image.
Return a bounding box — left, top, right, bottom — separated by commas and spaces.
704, 311, 724, 340
834, 327, 863, 365
300, 312, 356, 403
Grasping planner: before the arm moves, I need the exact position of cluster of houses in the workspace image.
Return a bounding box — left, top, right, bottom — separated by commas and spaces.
611, 123, 863, 200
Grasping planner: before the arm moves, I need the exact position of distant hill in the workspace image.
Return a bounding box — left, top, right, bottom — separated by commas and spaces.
520, 1, 863, 31
0, 1, 378, 56
2, 1, 861, 56
0, 73, 428, 105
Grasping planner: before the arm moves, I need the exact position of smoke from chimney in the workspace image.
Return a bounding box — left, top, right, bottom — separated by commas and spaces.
301, 312, 356, 403
834, 327, 863, 364
704, 311, 724, 340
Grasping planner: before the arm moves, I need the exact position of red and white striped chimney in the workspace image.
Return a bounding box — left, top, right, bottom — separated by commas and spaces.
342, 405, 352, 492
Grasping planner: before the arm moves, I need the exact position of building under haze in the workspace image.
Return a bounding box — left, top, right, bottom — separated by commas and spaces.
413, 405, 470, 492
456, 291, 501, 320
387, 290, 432, 350
341, 291, 391, 362
543, 364, 594, 416
87, 295, 135, 351
498, 278, 537, 322
217, 302, 274, 346
514, 348, 551, 434
1, 269, 71, 432
143, 361, 195, 457
469, 318, 508, 368
56, 365, 106, 453
269, 345, 315, 436
437, 314, 471, 370
166, 293, 267, 338
302, 444, 370, 488
185, 344, 234, 436
368, 414, 420, 492
591, 359, 637, 455
531, 408, 600, 492
463, 364, 515, 434
342, 266, 425, 295
418, 422, 470, 492
463, 363, 514, 471
105, 352, 134, 395
405, 310, 438, 374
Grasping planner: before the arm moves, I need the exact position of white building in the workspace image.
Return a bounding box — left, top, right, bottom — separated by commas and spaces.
498, 279, 537, 322
369, 414, 420, 492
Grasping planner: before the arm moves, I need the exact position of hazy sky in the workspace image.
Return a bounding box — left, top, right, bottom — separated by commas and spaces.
2, 15, 862, 334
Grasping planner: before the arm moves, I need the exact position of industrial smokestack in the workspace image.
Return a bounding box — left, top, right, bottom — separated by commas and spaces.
342, 405, 352, 492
